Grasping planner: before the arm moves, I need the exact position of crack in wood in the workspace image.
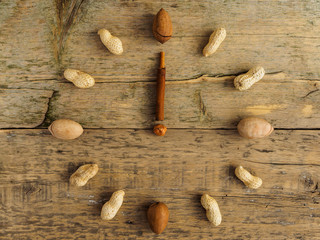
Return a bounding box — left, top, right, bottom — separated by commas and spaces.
312, 182, 319, 193
25, 186, 42, 196
196, 90, 207, 120
302, 89, 319, 98
54, 0, 87, 68
245, 159, 320, 167
38, 90, 58, 128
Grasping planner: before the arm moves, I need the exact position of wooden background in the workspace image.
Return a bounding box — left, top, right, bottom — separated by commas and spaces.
1, 0, 320, 239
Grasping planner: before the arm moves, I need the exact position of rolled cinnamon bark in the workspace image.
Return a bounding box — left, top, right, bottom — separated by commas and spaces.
156, 52, 165, 121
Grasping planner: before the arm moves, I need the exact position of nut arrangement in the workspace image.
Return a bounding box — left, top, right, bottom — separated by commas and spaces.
69, 164, 99, 187
147, 202, 170, 234
237, 117, 273, 139
203, 28, 226, 57
46, 7, 272, 235
152, 8, 172, 44
235, 166, 263, 189
201, 194, 222, 226
48, 119, 83, 140
64, 69, 95, 88
234, 66, 265, 91
101, 190, 125, 221
98, 29, 123, 55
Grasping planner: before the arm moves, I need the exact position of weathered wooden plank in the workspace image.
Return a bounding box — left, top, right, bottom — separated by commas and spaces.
0, 89, 53, 128
1, 1, 320, 239
3, 74, 320, 129
0, 129, 319, 239
0, 0, 320, 85
37, 74, 320, 129
0, 1, 58, 83
1, 191, 319, 240
63, 32, 320, 82
1, 129, 319, 195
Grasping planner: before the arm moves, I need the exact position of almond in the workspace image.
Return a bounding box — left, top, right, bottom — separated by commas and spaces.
152, 8, 172, 44
237, 117, 273, 139
147, 202, 169, 234
48, 119, 83, 140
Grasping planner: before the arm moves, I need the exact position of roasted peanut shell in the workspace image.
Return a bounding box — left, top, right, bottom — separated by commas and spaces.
98, 29, 123, 55
64, 69, 95, 88
70, 164, 99, 187
234, 66, 265, 91
235, 166, 262, 189
101, 190, 125, 220
201, 194, 222, 226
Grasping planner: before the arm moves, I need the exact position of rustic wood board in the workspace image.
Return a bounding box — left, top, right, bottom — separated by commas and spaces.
2, 74, 320, 129
1, 129, 320, 239
0, 89, 53, 128
0, 0, 320, 84
42, 74, 320, 129
1, 0, 320, 239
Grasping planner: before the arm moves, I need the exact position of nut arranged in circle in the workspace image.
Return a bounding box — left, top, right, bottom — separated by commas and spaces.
64, 69, 95, 88
98, 29, 123, 55
101, 190, 125, 220
152, 8, 172, 44
235, 166, 262, 189
203, 28, 226, 57
237, 117, 273, 139
147, 202, 169, 234
70, 164, 99, 187
48, 119, 83, 140
201, 194, 222, 226
234, 66, 265, 91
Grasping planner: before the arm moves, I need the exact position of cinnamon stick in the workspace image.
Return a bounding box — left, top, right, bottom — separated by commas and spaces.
156, 52, 165, 121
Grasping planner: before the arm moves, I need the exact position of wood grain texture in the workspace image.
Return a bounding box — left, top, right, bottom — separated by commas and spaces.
0, 0, 320, 84
1, 0, 320, 239
3, 74, 320, 129
0, 89, 53, 128
42, 74, 320, 129
1, 129, 320, 239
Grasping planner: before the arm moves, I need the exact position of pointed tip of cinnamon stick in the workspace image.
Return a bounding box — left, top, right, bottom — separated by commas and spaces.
160, 52, 165, 68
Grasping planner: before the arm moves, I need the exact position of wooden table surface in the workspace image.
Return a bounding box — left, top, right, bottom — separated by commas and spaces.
1, 0, 320, 239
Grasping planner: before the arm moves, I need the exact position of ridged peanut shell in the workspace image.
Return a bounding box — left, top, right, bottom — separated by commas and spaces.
147, 202, 169, 234
237, 117, 273, 139
235, 166, 262, 189
70, 164, 99, 187
98, 29, 123, 55
48, 119, 83, 140
203, 28, 227, 57
234, 66, 265, 91
152, 8, 172, 44
101, 190, 125, 220
201, 194, 222, 226
64, 69, 95, 88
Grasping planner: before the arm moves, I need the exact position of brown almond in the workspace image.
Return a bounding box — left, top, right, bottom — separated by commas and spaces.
152, 8, 172, 44
147, 202, 169, 234
237, 117, 273, 139
48, 119, 83, 140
